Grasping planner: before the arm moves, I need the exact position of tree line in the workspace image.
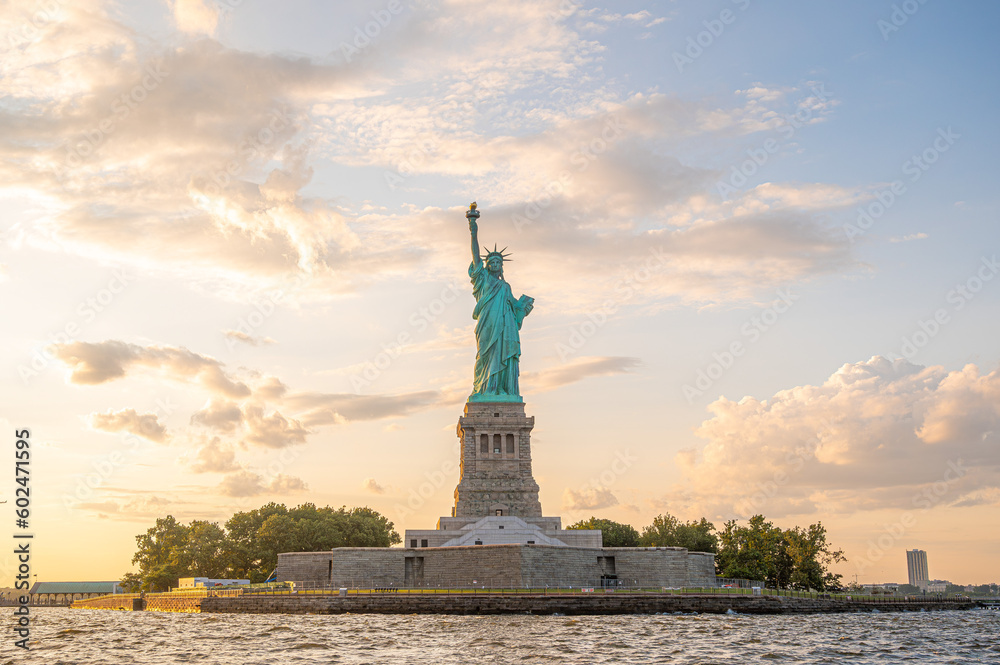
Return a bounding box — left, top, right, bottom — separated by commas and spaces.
122, 505, 843, 592
121, 503, 400, 591
568, 513, 846, 591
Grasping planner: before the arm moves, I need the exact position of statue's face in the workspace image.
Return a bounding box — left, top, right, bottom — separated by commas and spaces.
487, 255, 502, 273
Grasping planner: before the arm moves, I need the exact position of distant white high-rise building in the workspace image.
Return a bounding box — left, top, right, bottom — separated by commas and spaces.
907, 549, 929, 586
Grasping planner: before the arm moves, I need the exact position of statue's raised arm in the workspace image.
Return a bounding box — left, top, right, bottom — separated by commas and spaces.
464, 202, 532, 403
467, 201, 481, 266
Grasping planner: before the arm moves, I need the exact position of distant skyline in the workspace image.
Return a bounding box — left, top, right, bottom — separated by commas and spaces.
2, 0, 999, 586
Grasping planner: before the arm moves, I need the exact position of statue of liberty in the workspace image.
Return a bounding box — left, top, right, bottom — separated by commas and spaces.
466, 203, 534, 402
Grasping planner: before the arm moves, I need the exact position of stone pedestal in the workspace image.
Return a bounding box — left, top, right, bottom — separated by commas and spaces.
403, 400, 602, 550
452, 401, 542, 519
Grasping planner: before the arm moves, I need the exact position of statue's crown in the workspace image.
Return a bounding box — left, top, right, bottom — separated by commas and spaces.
484, 244, 512, 262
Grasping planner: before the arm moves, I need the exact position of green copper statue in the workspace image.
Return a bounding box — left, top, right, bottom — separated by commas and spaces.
466, 202, 534, 402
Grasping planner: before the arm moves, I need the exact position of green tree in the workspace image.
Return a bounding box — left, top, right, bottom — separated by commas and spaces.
183, 521, 229, 578
640, 514, 718, 553
341, 506, 402, 547
255, 513, 302, 581
567, 517, 640, 547
130, 515, 191, 591
124, 503, 402, 588
222, 502, 289, 580
716, 515, 846, 591
716, 515, 788, 586
119, 572, 143, 593
784, 523, 845, 590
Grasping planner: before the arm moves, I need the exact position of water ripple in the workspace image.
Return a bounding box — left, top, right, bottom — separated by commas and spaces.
3, 608, 997, 664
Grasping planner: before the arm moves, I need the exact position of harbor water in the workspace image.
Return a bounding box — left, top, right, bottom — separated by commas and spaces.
3, 607, 998, 664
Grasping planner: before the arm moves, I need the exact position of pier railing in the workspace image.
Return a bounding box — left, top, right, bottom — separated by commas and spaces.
72, 581, 980, 608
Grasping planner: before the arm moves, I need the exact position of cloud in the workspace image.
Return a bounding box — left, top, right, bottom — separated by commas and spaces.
190, 399, 311, 449
189, 437, 240, 473
88, 408, 169, 443
192, 391, 323, 452
218, 469, 308, 496
664, 357, 1000, 519
256, 377, 290, 400
526, 356, 640, 392
890, 233, 929, 243
54, 338, 455, 459
218, 470, 266, 497
76, 501, 120, 513
241, 404, 309, 448
363, 477, 386, 494
3, 16, 369, 295
55, 340, 250, 398
562, 487, 619, 511
76, 495, 173, 519
3, 2, 861, 313
284, 390, 443, 427
269, 473, 308, 493
190, 400, 243, 433
951, 488, 1000, 508
169, 0, 220, 36
222, 329, 277, 346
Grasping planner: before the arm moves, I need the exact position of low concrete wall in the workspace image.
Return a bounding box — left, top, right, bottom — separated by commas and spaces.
200, 593, 975, 616
73, 591, 212, 613
71, 594, 140, 611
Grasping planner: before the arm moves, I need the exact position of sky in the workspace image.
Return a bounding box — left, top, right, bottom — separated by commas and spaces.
1, 0, 998, 587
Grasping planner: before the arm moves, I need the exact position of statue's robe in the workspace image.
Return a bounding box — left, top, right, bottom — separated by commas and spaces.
469, 261, 528, 398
